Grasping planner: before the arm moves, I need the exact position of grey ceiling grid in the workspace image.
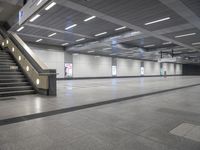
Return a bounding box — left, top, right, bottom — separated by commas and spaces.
9, 0, 200, 61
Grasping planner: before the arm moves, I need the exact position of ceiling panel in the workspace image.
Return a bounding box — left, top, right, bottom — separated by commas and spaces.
69, 0, 188, 31
164, 28, 200, 46
181, 0, 200, 18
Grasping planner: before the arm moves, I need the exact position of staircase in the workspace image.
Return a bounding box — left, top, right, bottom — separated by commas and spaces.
0, 48, 35, 97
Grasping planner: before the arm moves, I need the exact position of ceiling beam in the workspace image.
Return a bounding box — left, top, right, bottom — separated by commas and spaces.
159, 0, 200, 32
56, 0, 197, 51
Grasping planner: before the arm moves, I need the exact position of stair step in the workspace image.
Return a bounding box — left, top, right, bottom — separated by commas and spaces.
0, 69, 20, 72
0, 62, 16, 65
0, 79, 27, 83
0, 74, 24, 79
0, 72, 22, 75
0, 90, 35, 97
0, 60, 15, 63
0, 86, 33, 92
0, 82, 30, 87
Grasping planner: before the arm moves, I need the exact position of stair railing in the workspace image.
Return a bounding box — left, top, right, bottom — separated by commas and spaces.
0, 27, 57, 96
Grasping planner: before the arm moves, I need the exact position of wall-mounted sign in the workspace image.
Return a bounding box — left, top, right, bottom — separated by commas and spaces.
64, 63, 73, 78
19, 0, 50, 25
112, 66, 117, 76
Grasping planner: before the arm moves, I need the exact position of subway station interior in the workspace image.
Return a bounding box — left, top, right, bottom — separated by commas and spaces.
0, 0, 200, 149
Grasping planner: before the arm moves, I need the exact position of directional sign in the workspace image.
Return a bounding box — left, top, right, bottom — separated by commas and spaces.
19, 0, 50, 25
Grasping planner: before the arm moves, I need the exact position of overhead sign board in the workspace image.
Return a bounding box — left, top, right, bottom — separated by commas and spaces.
19, 0, 50, 25
158, 57, 177, 63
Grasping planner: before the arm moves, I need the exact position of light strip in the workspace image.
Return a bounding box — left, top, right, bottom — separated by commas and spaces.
76, 38, 85, 42
45, 2, 56, 10
192, 42, 200, 45
36, 39, 42, 42
84, 16, 96, 22
95, 32, 107, 37
88, 50, 95, 53
103, 48, 111, 51
144, 44, 155, 48
115, 26, 126, 31
145, 17, 170, 25
17, 26, 24, 32
65, 24, 77, 30
62, 43, 69, 46
30, 14, 40, 22
162, 42, 172, 45
37, 0, 43, 6
48, 33, 56, 37
175, 33, 196, 38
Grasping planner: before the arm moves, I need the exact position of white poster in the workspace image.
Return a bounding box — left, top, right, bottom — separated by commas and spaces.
64, 63, 73, 78
112, 66, 117, 76
141, 67, 144, 75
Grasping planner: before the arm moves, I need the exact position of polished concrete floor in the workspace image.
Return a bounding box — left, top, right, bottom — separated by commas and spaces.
0, 76, 200, 149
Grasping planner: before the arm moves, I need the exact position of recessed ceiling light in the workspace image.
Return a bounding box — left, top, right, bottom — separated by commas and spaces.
62, 43, 69, 46
192, 42, 200, 45
145, 17, 170, 25
144, 44, 155, 48
30, 14, 40, 22
36, 39, 42, 42
76, 38, 85, 42
17, 26, 24, 32
48, 33, 56, 37
88, 50, 95, 53
84, 16, 96, 22
162, 42, 172, 45
115, 26, 126, 31
175, 33, 196, 38
95, 32, 107, 37
37, 0, 43, 6
45, 2, 56, 10
65, 24, 77, 30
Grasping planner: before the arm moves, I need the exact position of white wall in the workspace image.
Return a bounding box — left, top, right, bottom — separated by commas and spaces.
29, 44, 65, 78
73, 54, 112, 77
144, 61, 160, 75
175, 64, 182, 75
163, 63, 176, 75
117, 58, 141, 76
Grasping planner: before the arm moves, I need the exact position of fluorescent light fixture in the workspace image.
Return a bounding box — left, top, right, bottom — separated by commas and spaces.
145, 17, 170, 25
45, 2, 56, 10
192, 42, 200, 45
103, 47, 111, 51
144, 44, 155, 48
65, 24, 77, 30
84, 16, 96, 22
88, 50, 95, 53
76, 38, 85, 42
62, 43, 69, 46
73, 53, 79, 56
175, 33, 196, 38
95, 56, 100, 58
48, 33, 56, 37
130, 31, 141, 36
115, 26, 126, 31
110, 53, 117, 56
17, 26, 24, 32
95, 32, 107, 37
30, 14, 40, 22
37, 0, 43, 6
36, 39, 42, 42
162, 42, 172, 45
